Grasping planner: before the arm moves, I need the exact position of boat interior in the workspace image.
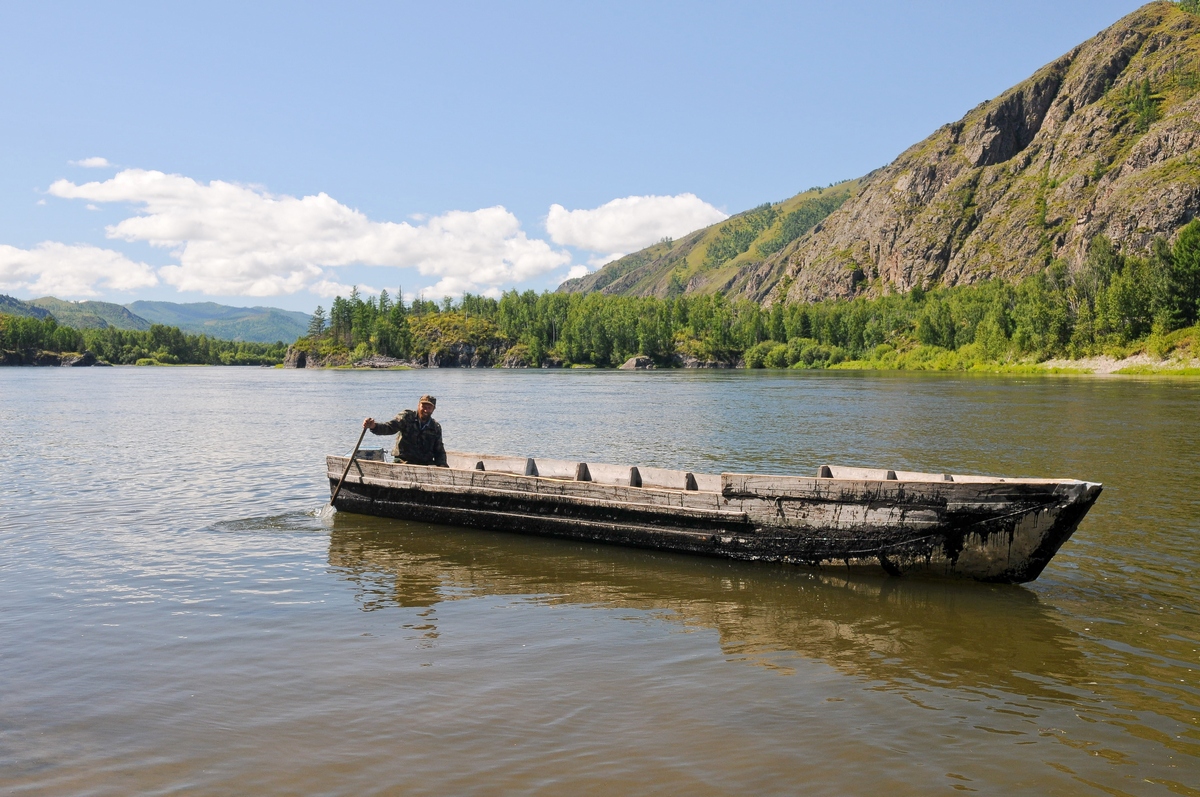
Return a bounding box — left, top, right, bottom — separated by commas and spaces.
345, 449, 1070, 491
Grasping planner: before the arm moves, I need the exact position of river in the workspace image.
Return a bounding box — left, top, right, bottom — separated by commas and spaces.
1, 367, 1197, 795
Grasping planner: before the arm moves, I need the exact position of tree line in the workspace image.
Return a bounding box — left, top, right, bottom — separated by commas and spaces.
0, 316, 288, 365
296, 222, 1200, 369
10, 220, 1193, 370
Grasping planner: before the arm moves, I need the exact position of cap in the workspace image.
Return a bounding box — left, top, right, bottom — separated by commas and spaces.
418, 394, 437, 407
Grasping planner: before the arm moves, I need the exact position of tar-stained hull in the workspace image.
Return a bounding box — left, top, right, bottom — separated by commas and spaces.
326, 453, 1102, 584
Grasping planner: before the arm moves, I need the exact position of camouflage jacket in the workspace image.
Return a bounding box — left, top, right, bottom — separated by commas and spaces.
369, 409, 448, 467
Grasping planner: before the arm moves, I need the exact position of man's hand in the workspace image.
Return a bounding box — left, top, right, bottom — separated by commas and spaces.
362, 418, 376, 430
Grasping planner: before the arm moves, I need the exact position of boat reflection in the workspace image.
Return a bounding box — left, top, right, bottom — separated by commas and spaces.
327, 515, 1086, 696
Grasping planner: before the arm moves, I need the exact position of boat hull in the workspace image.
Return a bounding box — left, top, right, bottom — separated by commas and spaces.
326, 457, 1101, 584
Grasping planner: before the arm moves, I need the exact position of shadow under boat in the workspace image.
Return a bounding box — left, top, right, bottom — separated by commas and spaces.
327, 514, 1087, 697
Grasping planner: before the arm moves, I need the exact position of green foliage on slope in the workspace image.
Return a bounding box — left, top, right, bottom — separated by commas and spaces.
558, 181, 859, 300
702, 204, 778, 268
28, 297, 152, 330
757, 189, 853, 256
0, 294, 52, 319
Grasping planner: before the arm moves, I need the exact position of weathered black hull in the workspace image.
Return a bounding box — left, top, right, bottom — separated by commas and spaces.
327, 456, 1102, 583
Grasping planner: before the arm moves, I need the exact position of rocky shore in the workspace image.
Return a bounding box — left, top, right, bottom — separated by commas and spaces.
1, 350, 111, 367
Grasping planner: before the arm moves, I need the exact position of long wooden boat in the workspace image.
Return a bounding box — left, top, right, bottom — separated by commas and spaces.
326, 450, 1102, 584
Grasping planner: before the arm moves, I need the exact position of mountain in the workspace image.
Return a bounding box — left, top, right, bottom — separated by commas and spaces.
558, 181, 860, 298
125, 301, 311, 343
28, 297, 152, 330
0, 294, 52, 319
4, 294, 310, 342
563, 2, 1200, 304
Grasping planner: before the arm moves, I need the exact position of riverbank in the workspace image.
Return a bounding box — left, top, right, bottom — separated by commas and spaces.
9, 347, 1200, 375
0, 349, 111, 366
830, 351, 1200, 376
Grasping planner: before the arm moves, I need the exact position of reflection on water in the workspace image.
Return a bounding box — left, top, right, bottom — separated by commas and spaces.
327, 518, 1087, 697
3, 367, 1199, 795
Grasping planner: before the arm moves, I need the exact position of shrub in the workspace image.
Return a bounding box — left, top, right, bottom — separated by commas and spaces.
764, 343, 789, 368
744, 340, 775, 368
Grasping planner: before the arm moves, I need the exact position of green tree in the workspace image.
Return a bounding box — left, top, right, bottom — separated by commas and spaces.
1165, 219, 1200, 328
307, 306, 326, 337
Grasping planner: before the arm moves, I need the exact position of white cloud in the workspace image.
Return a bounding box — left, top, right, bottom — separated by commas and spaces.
587, 252, 624, 269
0, 242, 158, 297
71, 157, 112, 168
46, 169, 572, 297
565, 265, 590, 280
308, 279, 382, 299
546, 193, 727, 253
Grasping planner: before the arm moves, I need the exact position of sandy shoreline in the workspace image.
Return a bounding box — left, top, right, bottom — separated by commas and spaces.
1039, 353, 1200, 375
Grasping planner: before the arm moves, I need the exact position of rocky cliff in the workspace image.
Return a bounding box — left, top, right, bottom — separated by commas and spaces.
773, 0, 1200, 303
564, 2, 1200, 304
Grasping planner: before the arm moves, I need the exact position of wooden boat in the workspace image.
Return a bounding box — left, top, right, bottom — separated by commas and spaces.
326, 450, 1102, 584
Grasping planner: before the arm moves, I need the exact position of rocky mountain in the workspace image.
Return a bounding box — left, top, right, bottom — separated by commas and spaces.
564, 2, 1200, 304
126, 301, 310, 343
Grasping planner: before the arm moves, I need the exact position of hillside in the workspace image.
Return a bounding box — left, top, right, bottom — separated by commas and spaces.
558, 181, 860, 298
2, 295, 310, 342
126, 301, 310, 343
564, 2, 1200, 304
29, 297, 152, 330
0, 294, 52, 320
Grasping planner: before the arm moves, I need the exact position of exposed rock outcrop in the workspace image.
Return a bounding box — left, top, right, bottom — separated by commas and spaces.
0, 349, 110, 366
61, 351, 99, 367
776, 2, 1200, 303
669, 354, 738, 368
560, 3, 1200, 305
282, 345, 308, 368
618, 355, 655, 370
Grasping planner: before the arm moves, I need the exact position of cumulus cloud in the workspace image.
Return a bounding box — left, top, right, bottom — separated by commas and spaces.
47, 169, 571, 297
70, 157, 112, 168
546, 193, 727, 253
587, 252, 624, 269
0, 242, 157, 297
309, 279, 382, 298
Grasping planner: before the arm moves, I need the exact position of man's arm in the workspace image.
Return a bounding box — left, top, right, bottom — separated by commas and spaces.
364, 412, 406, 436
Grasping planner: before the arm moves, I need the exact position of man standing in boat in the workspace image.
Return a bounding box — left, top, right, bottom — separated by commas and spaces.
362, 394, 448, 467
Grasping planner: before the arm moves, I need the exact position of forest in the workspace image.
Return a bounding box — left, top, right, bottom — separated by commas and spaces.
0, 318, 288, 365
292, 224, 1200, 370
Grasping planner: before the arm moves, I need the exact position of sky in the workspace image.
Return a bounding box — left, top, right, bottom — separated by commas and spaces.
0, 0, 1146, 312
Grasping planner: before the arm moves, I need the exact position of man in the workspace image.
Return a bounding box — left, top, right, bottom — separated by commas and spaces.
362, 394, 448, 467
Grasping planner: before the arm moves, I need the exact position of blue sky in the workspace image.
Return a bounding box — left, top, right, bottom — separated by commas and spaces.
0, 0, 1145, 312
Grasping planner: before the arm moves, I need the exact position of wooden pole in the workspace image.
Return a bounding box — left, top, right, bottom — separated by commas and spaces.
329, 426, 369, 509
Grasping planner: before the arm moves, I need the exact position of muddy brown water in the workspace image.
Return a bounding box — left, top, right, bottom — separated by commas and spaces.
1, 368, 1197, 795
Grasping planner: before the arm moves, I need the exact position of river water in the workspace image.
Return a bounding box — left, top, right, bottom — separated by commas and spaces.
1, 367, 1197, 795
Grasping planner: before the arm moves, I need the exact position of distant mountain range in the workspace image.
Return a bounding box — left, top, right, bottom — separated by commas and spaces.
28, 297, 153, 331
0, 295, 311, 343
126, 301, 311, 343
563, 2, 1200, 303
